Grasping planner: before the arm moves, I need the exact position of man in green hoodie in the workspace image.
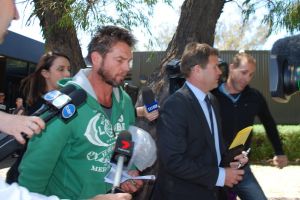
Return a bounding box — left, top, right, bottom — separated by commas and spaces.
19, 25, 143, 199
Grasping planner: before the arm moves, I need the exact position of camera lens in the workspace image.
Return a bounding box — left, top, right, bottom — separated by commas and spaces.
283, 61, 300, 96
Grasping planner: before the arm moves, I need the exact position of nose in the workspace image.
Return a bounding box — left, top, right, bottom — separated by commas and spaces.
217, 66, 222, 76
123, 62, 131, 74
245, 74, 253, 83
64, 70, 71, 78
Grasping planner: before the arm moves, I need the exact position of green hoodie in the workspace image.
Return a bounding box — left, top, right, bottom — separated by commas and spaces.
19, 69, 135, 199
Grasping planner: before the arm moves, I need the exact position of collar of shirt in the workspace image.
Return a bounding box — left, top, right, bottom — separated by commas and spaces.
219, 83, 241, 103
185, 81, 211, 128
185, 81, 206, 103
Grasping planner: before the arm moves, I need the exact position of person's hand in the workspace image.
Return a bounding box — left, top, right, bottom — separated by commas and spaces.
224, 168, 244, 188
229, 152, 249, 169
136, 106, 159, 121
120, 170, 143, 193
273, 155, 288, 169
90, 193, 132, 200
0, 112, 45, 144
143, 107, 159, 121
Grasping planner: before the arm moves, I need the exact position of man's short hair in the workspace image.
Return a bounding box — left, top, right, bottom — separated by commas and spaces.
86, 25, 137, 64
180, 42, 219, 77
231, 52, 256, 68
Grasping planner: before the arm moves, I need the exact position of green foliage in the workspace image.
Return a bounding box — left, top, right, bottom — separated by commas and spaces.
241, 0, 300, 35
70, 0, 172, 32
251, 125, 300, 164
283, 2, 300, 32
27, 0, 173, 40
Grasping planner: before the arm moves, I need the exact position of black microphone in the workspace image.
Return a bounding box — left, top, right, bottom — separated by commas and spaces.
0, 88, 87, 162
32, 84, 76, 116
110, 130, 134, 193
269, 35, 300, 102
42, 88, 87, 123
142, 86, 158, 113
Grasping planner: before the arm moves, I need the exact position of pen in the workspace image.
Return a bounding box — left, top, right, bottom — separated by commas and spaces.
243, 148, 251, 158
238, 148, 251, 169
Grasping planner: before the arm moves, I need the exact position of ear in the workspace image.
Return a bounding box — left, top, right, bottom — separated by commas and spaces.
41, 69, 49, 79
193, 64, 202, 72
91, 51, 102, 66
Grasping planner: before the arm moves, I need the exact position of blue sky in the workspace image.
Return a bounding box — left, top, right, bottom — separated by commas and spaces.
9, 0, 293, 56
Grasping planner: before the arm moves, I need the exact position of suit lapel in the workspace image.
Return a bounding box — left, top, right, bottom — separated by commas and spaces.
179, 85, 217, 158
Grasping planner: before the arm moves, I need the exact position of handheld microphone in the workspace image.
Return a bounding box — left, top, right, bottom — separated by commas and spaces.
42, 88, 87, 123
142, 86, 158, 113
110, 131, 134, 193
32, 84, 76, 116
0, 88, 87, 162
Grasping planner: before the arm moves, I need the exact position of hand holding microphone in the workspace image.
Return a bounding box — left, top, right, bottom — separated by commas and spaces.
0, 85, 87, 161
110, 131, 134, 193
137, 86, 159, 122
0, 113, 45, 144
110, 131, 143, 194
0, 84, 76, 144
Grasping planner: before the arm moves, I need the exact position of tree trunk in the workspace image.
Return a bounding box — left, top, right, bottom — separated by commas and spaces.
33, 0, 85, 75
150, 0, 225, 92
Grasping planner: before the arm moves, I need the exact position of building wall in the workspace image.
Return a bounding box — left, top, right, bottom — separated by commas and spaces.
131, 51, 300, 124
0, 31, 44, 109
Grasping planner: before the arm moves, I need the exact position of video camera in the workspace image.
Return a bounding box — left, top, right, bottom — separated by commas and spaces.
165, 59, 185, 95
269, 34, 300, 103
165, 58, 229, 94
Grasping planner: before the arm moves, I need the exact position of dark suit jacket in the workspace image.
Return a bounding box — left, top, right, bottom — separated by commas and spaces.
152, 84, 225, 200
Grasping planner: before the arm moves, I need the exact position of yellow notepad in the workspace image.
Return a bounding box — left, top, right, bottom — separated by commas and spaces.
229, 126, 253, 150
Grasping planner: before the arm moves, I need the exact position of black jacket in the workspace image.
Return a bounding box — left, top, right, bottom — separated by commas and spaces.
153, 84, 225, 200
212, 85, 284, 155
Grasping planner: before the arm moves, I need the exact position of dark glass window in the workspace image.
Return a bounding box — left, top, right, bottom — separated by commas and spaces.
6, 58, 28, 78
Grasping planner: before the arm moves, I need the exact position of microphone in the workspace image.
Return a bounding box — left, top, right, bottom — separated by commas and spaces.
32, 84, 76, 116
110, 131, 134, 193
269, 34, 300, 102
142, 86, 158, 113
0, 88, 87, 162
42, 88, 87, 123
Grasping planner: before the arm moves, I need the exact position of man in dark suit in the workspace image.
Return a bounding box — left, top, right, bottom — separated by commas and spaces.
152, 42, 247, 200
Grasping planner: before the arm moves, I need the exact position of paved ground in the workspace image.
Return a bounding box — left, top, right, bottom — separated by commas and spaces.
250, 165, 300, 200
0, 157, 299, 199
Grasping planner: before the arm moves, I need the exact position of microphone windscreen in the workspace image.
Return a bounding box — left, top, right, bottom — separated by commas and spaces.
117, 130, 132, 142
111, 130, 134, 165
59, 84, 76, 95
115, 131, 133, 156
68, 89, 87, 106
271, 35, 300, 65
142, 87, 155, 105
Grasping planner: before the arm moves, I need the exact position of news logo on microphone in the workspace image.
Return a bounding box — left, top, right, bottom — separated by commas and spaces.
33, 84, 76, 116
41, 88, 87, 123
145, 101, 158, 113
142, 86, 158, 113
111, 131, 134, 166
